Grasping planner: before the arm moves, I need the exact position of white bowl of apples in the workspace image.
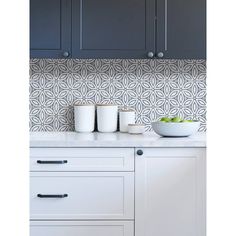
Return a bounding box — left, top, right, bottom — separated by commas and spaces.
151, 117, 200, 137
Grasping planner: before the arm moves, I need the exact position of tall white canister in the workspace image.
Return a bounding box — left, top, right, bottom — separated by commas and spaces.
119, 109, 135, 132
74, 104, 95, 132
97, 104, 118, 132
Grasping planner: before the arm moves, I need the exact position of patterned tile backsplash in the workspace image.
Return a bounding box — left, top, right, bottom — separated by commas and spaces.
29, 59, 206, 132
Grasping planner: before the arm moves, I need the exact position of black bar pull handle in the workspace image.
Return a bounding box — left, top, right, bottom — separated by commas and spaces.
37, 194, 68, 198
37, 160, 68, 164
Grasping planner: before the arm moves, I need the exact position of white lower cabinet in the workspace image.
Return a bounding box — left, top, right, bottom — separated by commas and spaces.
30, 146, 205, 236
135, 148, 206, 236
30, 221, 134, 236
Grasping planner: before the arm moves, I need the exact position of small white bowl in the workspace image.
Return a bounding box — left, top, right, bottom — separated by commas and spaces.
128, 124, 145, 134
151, 121, 200, 137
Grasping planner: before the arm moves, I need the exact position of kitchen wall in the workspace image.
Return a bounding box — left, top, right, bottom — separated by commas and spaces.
29, 59, 206, 131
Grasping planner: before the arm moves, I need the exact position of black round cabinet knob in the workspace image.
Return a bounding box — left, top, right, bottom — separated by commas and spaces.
137, 150, 143, 156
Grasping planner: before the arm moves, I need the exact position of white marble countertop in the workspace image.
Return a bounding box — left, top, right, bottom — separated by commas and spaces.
30, 132, 206, 148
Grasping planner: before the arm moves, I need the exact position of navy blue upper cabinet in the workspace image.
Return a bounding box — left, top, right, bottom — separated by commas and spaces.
72, 0, 155, 58
30, 0, 206, 59
30, 0, 71, 58
156, 0, 206, 59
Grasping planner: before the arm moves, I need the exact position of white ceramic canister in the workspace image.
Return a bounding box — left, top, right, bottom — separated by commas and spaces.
97, 104, 118, 132
74, 104, 95, 132
119, 109, 135, 132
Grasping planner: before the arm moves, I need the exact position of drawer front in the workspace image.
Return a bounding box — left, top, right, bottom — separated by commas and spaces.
30, 172, 134, 220
30, 221, 134, 236
30, 148, 134, 171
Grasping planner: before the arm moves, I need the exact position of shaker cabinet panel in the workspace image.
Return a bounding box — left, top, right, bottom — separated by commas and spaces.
156, 0, 206, 59
135, 148, 206, 236
30, 172, 134, 220
72, 0, 155, 58
30, 221, 134, 236
30, 0, 71, 58
30, 147, 134, 172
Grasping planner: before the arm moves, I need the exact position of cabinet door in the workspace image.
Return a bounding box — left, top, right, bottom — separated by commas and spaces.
30, 172, 134, 220
30, 148, 134, 172
30, 0, 71, 58
135, 148, 206, 236
31, 221, 134, 236
72, 0, 155, 58
156, 0, 206, 59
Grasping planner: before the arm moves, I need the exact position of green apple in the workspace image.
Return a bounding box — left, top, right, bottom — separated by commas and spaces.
171, 117, 182, 123
181, 119, 194, 122
160, 117, 171, 122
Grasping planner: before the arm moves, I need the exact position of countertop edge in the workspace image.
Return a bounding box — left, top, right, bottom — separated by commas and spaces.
30, 132, 206, 148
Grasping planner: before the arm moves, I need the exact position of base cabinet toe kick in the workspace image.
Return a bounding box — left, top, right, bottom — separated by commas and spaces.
30, 147, 206, 236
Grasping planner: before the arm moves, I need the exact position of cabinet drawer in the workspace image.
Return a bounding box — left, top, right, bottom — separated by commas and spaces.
30, 221, 134, 236
30, 148, 134, 172
30, 172, 134, 220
